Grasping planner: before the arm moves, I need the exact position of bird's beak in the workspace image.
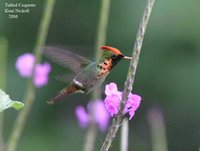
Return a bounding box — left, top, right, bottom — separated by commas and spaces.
123, 56, 132, 60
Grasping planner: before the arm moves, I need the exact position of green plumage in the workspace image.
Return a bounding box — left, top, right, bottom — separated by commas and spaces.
74, 62, 107, 94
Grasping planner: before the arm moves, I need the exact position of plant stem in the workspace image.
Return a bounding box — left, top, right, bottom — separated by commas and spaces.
0, 37, 8, 151
92, 0, 111, 100
148, 108, 168, 151
120, 118, 129, 151
100, 0, 155, 150
83, 0, 111, 151
7, 0, 56, 151
83, 123, 98, 151
33, 0, 56, 64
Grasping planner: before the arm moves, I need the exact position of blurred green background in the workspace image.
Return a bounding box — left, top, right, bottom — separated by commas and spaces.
1, 0, 200, 151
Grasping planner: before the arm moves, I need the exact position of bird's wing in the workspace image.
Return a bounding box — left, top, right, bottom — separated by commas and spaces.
55, 74, 74, 83
42, 47, 92, 73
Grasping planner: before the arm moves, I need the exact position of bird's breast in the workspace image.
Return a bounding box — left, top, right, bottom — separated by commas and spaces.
97, 59, 112, 77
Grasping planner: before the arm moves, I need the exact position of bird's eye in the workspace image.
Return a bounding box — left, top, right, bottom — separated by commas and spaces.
112, 54, 118, 59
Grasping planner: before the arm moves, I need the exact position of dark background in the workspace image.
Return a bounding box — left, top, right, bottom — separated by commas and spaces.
0, 0, 200, 150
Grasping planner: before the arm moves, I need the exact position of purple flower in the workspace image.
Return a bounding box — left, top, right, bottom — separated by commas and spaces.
15, 53, 35, 77
104, 95, 121, 117
105, 82, 118, 96
75, 106, 89, 128
104, 82, 142, 120
16, 53, 51, 88
105, 82, 122, 98
75, 100, 110, 131
33, 63, 51, 88
124, 94, 141, 120
91, 100, 110, 131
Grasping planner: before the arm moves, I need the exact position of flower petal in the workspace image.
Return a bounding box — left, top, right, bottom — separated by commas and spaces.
15, 53, 35, 77
33, 63, 51, 87
93, 100, 110, 132
128, 109, 135, 120
104, 95, 121, 117
75, 106, 89, 128
105, 82, 118, 96
128, 93, 141, 110
125, 93, 142, 120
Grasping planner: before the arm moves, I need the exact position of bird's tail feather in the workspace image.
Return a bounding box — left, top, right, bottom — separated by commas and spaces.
47, 84, 79, 104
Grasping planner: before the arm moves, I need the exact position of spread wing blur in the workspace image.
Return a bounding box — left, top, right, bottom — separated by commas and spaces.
55, 74, 74, 83
42, 47, 92, 73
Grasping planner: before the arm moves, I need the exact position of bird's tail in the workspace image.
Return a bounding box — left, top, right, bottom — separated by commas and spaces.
47, 84, 79, 104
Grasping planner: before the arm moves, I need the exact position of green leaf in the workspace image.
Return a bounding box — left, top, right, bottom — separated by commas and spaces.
12, 101, 24, 110
0, 89, 24, 112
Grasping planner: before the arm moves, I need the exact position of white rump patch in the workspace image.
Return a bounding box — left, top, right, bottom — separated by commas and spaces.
73, 78, 84, 88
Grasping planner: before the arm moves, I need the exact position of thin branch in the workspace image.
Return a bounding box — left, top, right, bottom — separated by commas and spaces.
7, 0, 56, 151
120, 118, 129, 151
0, 37, 8, 151
83, 0, 111, 151
100, 0, 155, 150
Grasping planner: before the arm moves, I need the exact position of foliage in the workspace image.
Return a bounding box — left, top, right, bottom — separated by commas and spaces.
0, 89, 24, 112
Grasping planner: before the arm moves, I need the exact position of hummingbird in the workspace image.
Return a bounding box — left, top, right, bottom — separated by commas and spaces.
42, 46, 132, 104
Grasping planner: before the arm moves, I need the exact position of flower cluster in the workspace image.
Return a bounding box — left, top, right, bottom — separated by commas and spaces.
104, 82, 141, 120
16, 53, 51, 88
75, 83, 141, 131
75, 100, 110, 132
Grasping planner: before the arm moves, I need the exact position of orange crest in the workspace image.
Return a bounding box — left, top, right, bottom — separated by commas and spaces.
100, 46, 122, 55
